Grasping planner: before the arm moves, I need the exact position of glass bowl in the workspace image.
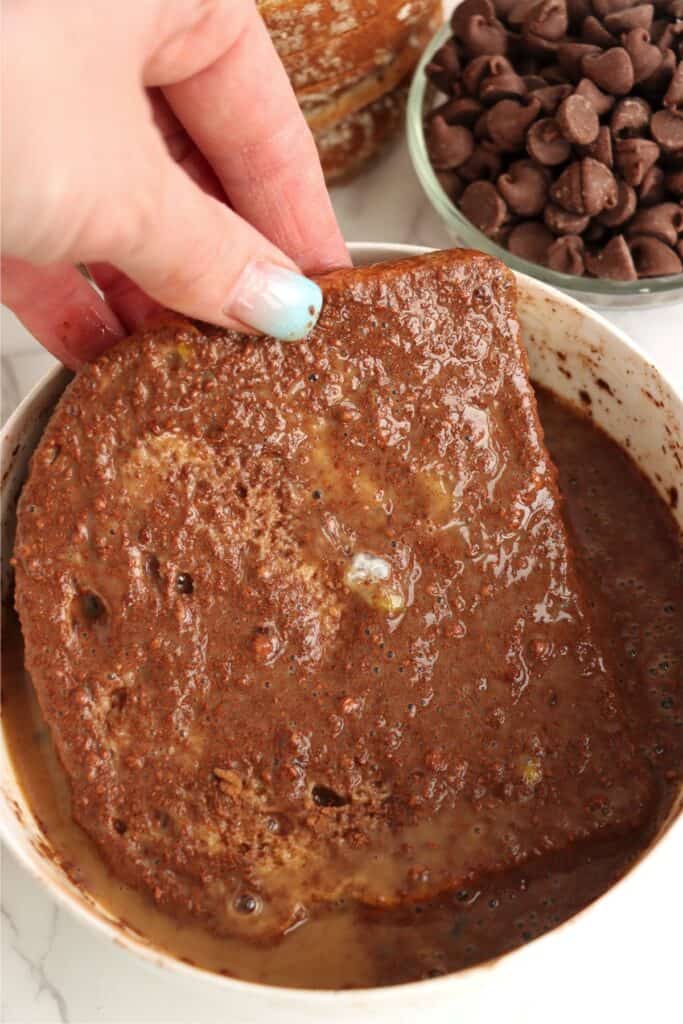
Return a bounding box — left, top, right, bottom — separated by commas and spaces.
406, 24, 683, 311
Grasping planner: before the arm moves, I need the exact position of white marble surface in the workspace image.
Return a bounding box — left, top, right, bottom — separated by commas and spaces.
2, 130, 683, 1023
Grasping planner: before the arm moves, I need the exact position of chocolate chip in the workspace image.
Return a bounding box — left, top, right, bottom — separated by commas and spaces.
574, 77, 615, 115
557, 94, 599, 144
610, 97, 652, 139
566, 0, 592, 25
481, 50, 516, 76
654, 21, 683, 54
581, 16, 617, 48
639, 165, 666, 205
640, 47, 676, 95
581, 125, 613, 166
433, 96, 484, 126
523, 29, 562, 59
585, 220, 607, 242
480, 70, 528, 103
452, 0, 496, 37
474, 109, 492, 139
581, 47, 635, 94
463, 54, 506, 95
426, 42, 462, 94
663, 61, 683, 106
527, 116, 572, 163
548, 160, 585, 212
436, 170, 466, 201
524, 0, 568, 40
493, 0, 520, 14
604, 5, 654, 34
651, 108, 683, 153
530, 83, 573, 112
488, 95, 542, 149
428, 118, 476, 169
626, 202, 683, 245
460, 180, 509, 234
591, 0, 634, 16
585, 234, 638, 279
551, 157, 618, 214
540, 62, 572, 83
559, 41, 601, 79
497, 158, 550, 213
597, 178, 637, 225
234, 892, 261, 915
524, 74, 550, 89
507, 0, 539, 27
461, 13, 509, 56
629, 234, 683, 275
614, 137, 660, 185
311, 784, 349, 808
623, 28, 664, 83
649, 16, 670, 49
665, 168, 683, 197
544, 201, 591, 233
176, 572, 193, 594
508, 220, 554, 262
459, 143, 504, 181
582, 163, 621, 215
547, 234, 586, 273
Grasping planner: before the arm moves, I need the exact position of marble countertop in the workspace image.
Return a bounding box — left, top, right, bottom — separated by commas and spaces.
2, 130, 683, 1023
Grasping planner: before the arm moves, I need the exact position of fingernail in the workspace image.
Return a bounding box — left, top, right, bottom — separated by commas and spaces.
228, 262, 322, 341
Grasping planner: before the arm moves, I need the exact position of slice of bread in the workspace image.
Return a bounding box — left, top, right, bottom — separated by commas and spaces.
258, 0, 388, 58
303, 6, 439, 133
295, 0, 440, 103
317, 81, 409, 183
282, 0, 435, 93
15, 249, 653, 942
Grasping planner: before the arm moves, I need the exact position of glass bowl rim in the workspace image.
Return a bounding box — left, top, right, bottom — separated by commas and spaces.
406, 23, 683, 301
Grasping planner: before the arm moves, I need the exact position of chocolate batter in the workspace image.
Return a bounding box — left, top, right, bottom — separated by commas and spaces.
3, 388, 681, 988
4, 250, 681, 987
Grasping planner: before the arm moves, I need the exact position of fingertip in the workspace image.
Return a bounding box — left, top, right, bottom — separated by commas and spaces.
1, 258, 125, 369
227, 261, 322, 342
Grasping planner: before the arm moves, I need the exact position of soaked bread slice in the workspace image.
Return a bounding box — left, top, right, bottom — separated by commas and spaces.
14, 250, 654, 942
317, 81, 408, 182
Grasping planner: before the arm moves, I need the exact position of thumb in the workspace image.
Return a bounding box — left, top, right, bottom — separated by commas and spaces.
105, 143, 323, 342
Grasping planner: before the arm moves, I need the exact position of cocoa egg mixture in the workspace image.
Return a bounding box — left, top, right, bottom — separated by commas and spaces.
3, 250, 682, 988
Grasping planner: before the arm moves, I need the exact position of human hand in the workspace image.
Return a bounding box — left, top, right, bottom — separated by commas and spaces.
1, 0, 350, 368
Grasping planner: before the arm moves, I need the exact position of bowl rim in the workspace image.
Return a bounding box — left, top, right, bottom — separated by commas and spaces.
1, 242, 681, 1004
406, 24, 683, 302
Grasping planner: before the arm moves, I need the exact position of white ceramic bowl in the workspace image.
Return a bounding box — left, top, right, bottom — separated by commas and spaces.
2, 243, 682, 1023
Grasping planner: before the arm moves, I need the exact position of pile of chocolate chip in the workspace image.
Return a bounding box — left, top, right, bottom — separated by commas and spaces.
425, 0, 683, 280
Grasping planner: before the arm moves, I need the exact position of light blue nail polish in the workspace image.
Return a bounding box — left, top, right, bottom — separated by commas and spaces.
229, 262, 322, 341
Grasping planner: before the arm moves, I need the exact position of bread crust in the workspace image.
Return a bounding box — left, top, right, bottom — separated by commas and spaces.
258, 0, 390, 58
317, 81, 408, 182
303, 7, 438, 133
295, 0, 440, 102
281, 0, 435, 92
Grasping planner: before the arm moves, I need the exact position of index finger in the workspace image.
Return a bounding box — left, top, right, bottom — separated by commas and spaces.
160, 0, 350, 274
